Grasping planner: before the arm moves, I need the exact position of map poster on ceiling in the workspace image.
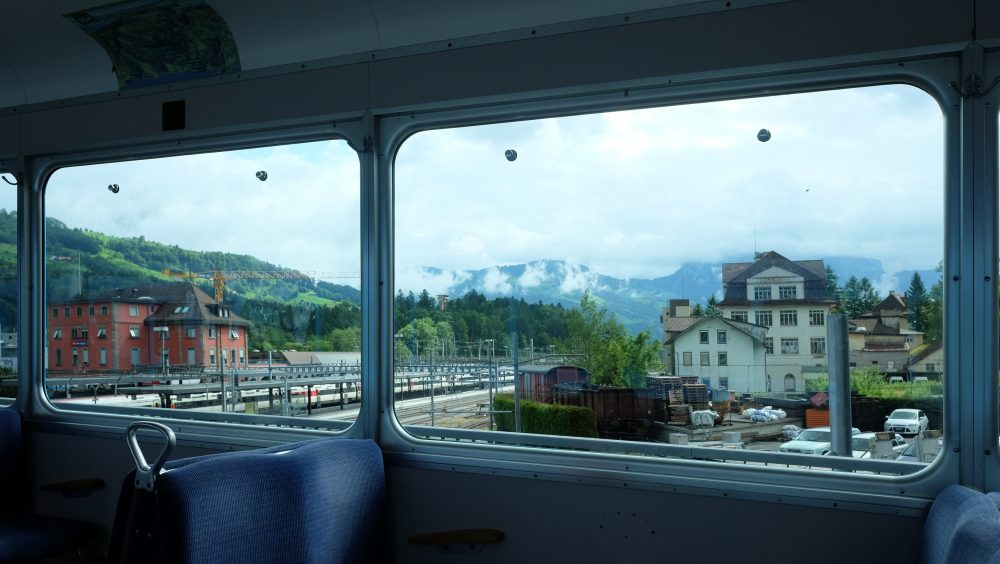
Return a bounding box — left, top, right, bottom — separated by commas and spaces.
65, 0, 241, 89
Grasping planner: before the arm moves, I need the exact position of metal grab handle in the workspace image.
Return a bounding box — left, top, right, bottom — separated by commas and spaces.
126, 421, 176, 492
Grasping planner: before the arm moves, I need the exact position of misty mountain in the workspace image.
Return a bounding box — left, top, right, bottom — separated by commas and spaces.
402, 257, 942, 335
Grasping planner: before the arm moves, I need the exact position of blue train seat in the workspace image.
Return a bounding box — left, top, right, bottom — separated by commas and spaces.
0, 407, 97, 562
921, 484, 1000, 564
113, 435, 386, 564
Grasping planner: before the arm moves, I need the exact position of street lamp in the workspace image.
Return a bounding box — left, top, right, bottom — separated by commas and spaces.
484, 339, 495, 430
153, 326, 169, 375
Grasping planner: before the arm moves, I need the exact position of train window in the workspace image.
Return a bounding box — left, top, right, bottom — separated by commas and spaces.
393, 83, 945, 472
0, 171, 15, 404
43, 140, 361, 429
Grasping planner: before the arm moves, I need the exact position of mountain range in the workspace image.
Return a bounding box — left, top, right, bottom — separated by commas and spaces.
401, 258, 941, 335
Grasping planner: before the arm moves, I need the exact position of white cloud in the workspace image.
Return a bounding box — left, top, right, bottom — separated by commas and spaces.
37, 84, 945, 299
482, 267, 513, 294
559, 263, 597, 294
517, 262, 549, 289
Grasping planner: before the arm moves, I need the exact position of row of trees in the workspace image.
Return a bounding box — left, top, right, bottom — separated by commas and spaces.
393, 290, 663, 388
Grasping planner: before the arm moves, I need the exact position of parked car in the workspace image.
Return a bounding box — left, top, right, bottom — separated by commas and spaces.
897, 438, 943, 464
837, 432, 908, 459
884, 408, 929, 435
779, 426, 861, 455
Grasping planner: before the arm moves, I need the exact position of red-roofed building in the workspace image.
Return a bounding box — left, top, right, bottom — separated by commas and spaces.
47, 284, 251, 373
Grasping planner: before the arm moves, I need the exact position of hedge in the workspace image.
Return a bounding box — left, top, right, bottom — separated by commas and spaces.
494, 393, 598, 438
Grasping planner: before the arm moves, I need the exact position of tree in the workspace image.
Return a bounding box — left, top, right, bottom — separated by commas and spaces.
568, 292, 661, 387
825, 265, 842, 313
922, 261, 944, 344
906, 272, 928, 331
841, 275, 880, 318
690, 303, 704, 317
705, 295, 721, 317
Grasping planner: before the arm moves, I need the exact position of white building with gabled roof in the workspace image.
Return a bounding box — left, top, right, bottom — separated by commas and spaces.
716, 251, 836, 392
662, 300, 769, 394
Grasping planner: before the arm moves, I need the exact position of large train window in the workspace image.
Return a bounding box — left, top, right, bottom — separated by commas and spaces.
393, 84, 945, 472
43, 140, 361, 429
0, 171, 15, 403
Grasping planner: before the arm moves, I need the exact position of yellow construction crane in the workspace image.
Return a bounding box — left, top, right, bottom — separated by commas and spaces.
161, 268, 359, 303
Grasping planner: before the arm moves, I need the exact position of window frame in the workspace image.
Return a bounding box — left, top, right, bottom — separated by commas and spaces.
8, 54, 965, 510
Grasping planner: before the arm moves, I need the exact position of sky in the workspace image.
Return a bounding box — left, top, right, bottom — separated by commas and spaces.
14, 82, 945, 297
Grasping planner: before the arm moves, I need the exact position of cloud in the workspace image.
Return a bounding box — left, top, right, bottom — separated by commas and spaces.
559, 263, 597, 294
482, 267, 513, 294
517, 261, 549, 289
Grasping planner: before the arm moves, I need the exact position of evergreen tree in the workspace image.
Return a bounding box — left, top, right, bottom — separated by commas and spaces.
906, 272, 928, 331
841, 275, 881, 318
825, 265, 843, 313
705, 295, 721, 316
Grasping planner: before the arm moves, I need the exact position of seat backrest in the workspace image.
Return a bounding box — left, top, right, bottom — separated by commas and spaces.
921, 484, 1000, 564
155, 438, 386, 564
0, 407, 27, 517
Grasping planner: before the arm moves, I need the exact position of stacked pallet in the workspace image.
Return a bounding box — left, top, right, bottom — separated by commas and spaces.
683, 383, 709, 411
669, 404, 691, 425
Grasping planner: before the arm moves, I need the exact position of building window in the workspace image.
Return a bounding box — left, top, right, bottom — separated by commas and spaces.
88, 306, 95, 316
699, 330, 709, 344
64, 307, 70, 317
700, 351, 710, 366
753, 286, 772, 300
76, 307, 82, 317
231, 349, 237, 364
55, 349, 62, 365
781, 338, 799, 354
764, 337, 773, 354
130, 348, 140, 366
129, 326, 140, 338
210, 348, 216, 366
71, 328, 78, 339
71, 349, 78, 366
731, 311, 748, 323
784, 374, 796, 392
229, 328, 239, 340
208, 326, 216, 338
99, 348, 107, 366
926, 363, 935, 372
239, 348, 245, 364
682, 352, 692, 366
718, 352, 728, 366
82, 349, 89, 366
186, 327, 196, 338
53, 328, 62, 339
97, 328, 107, 338
101, 305, 108, 315
809, 310, 825, 326
719, 376, 729, 389
53, 308, 58, 318
717, 330, 727, 344
129, 304, 139, 317
80, 328, 89, 339
810, 337, 826, 355
755, 311, 772, 326
187, 348, 196, 365
779, 285, 796, 299
779, 310, 797, 326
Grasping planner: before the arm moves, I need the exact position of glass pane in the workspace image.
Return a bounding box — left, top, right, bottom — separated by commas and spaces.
44, 140, 361, 428
394, 84, 944, 471
0, 171, 15, 401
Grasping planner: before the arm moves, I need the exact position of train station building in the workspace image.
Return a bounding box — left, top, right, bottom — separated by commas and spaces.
46, 284, 250, 373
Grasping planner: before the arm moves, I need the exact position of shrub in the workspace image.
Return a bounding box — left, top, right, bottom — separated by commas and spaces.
494, 393, 597, 438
